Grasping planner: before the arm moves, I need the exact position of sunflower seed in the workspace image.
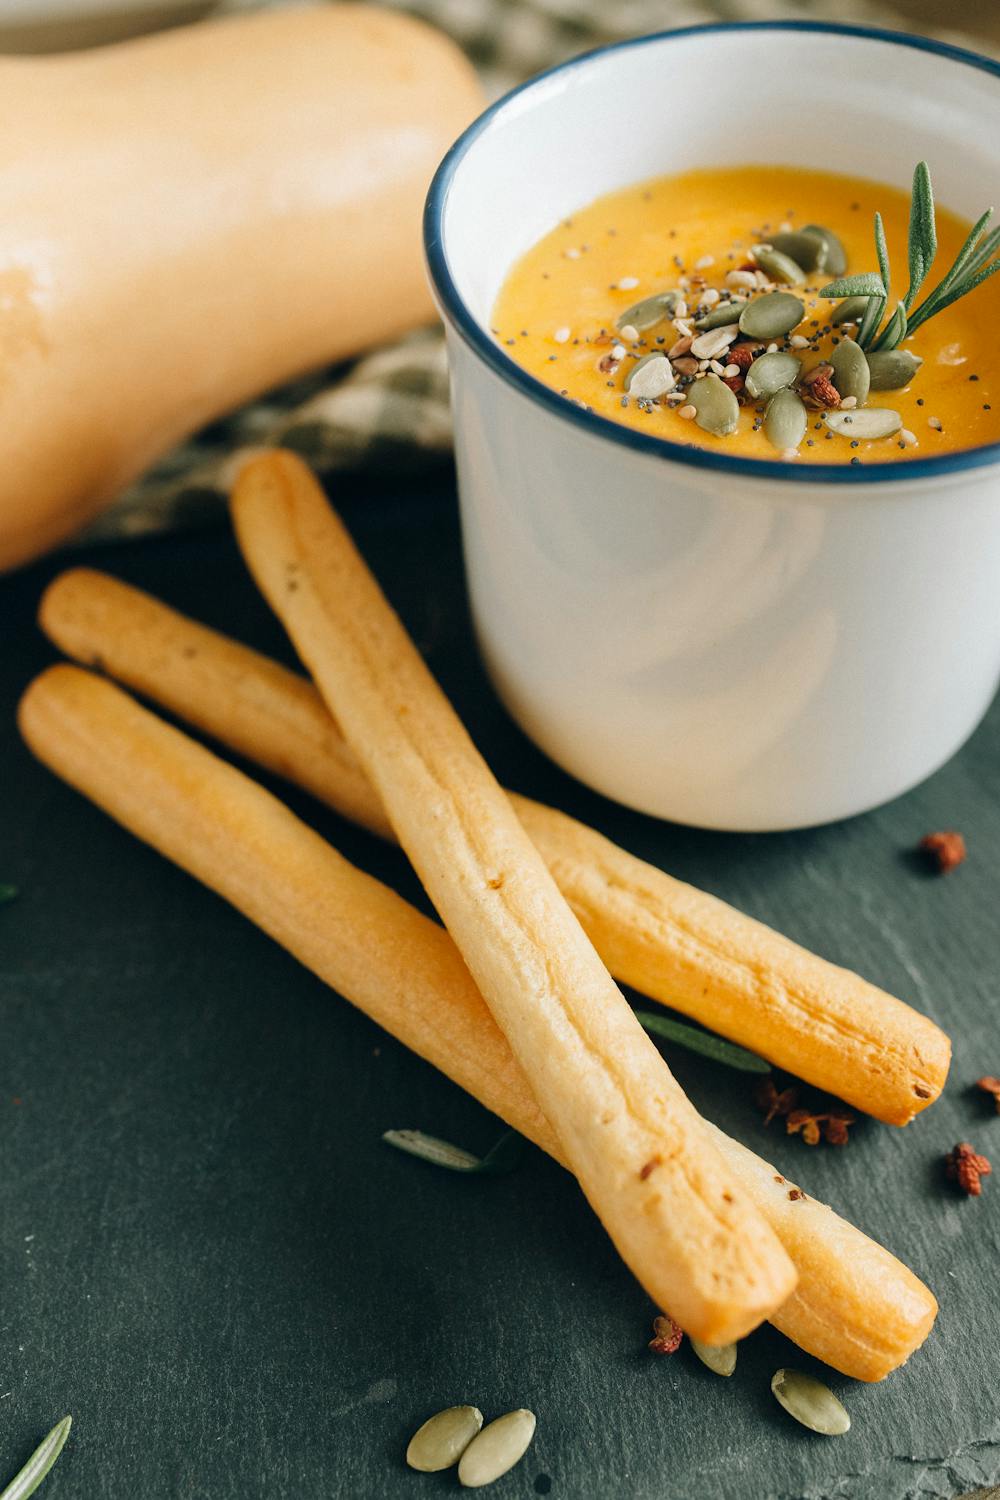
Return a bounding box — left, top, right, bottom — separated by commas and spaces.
739, 292, 805, 341
831, 296, 869, 326
745, 351, 801, 400
687, 373, 739, 436
769, 229, 828, 273
831, 338, 871, 404
690, 1339, 737, 1377
753, 247, 805, 285
765, 388, 807, 451
771, 1369, 851, 1435
865, 349, 924, 390
616, 292, 676, 333
690, 325, 739, 360
624, 353, 676, 399
823, 407, 902, 439
668, 335, 693, 358
695, 301, 747, 331
407, 1406, 484, 1472
802, 224, 848, 276
457, 1409, 536, 1488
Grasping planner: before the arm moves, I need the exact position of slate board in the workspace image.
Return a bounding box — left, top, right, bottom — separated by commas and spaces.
2, 472, 999, 1500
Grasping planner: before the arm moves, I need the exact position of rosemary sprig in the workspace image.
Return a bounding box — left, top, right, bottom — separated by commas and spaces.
635, 1012, 770, 1074
382, 1127, 525, 1175
0, 1417, 72, 1500
820, 161, 1000, 350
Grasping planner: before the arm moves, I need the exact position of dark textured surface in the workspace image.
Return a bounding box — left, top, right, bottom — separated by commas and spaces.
2, 475, 999, 1500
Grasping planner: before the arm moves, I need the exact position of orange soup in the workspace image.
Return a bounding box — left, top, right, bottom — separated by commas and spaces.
492, 166, 1000, 464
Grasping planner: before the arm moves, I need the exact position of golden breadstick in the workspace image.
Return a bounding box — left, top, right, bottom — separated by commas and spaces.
39, 566, 951, 1124
17, 665, 937, 1380
229, 450, 795, 1344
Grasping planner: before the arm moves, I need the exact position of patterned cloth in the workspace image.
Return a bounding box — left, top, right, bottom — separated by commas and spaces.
82, 0, 984, 543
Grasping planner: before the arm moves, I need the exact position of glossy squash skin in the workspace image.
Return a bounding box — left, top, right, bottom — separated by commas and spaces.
0, 5, 482, 568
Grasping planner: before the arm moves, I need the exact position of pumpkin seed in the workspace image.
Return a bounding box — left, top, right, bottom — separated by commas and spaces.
802, 223, 848, 276
695, 300, 747, 331
865, 349, 924, 390
624, 353, 676, 398
687, 373, 739, 437
764, 388, 807, 452
753, 247, 805, 286
831, 296, 869, 326
823, 407, 902, 440
768, 230, 828, 273
745, 351, 801, 401
738, 292, 805, 341
457, 1409, 536, 1488
830, 338, 870, 405
771, 1369, 851, 1436
407, 1407, 484, 1472
615, 291, 676, 333
690, 1339, 737, 1377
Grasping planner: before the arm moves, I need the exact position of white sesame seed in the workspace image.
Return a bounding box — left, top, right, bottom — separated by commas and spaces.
697, 359, 709, 371
677, 404, 697, 420
694, 254, 715, 270
781, 447, 799, 461
611, 343, 626, 360
709, 359, 726, 375
900, 428, 918, 446
565, 247, 581, 259
673, 318, 693, 338
618, 276, 639, 290
779, 220, 793, 233
767, 342, 779, 354
673, 299, 688, 319
928, 416, 943, 431
789, 334, 810, 349
700, 288, 721, 308
618, 324, 639, 343
723, 363, 740, 379
678, 276, 691, 291
840, 396, 858, 409
553, 326, 571, 344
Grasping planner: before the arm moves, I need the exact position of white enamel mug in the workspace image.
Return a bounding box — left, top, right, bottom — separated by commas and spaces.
425, 22, 1000, 832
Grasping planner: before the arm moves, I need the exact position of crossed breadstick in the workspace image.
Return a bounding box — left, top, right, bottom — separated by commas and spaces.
18, 664, 938, 1380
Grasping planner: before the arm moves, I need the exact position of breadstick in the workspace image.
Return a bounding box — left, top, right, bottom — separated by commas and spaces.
229, 450, 797, 1344
38, 566, 951, 1124
17, 665, 937, 1381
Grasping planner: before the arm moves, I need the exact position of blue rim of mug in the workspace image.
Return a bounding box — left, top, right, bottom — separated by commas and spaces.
424, 20, 1000, 485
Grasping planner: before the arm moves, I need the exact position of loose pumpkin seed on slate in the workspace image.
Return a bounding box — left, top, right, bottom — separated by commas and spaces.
754, 247, 805, 286
695, 300, 748, 330
407, 1406, 484, 1472
745, 351, 801, 401
624, 353, 676, 398
771, 1369, 851, 1436
831, 338, 871, 404
687, 373, 739, 436
690, 1339, 737, 1377
831, 296, 869, 326
616, 291, 676, 333
866, 349, 923, 390
802, 223, 848, 276
765, 388, 807, 451
739, 291, 805, 341
769, 229, 828, 273
824, 407, 902, 440
457, 1409, 536, 1488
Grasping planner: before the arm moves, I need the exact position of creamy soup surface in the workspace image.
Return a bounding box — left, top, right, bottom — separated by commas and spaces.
492, 165, 1000, 464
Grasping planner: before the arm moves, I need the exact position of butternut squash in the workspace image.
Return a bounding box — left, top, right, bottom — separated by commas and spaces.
0, 5, 482, 569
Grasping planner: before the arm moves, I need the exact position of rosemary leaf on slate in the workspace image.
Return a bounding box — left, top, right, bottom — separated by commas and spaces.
382, 1128, 524, 1175
635, 1012, 770, 1073
0, 1416, 72, 1500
